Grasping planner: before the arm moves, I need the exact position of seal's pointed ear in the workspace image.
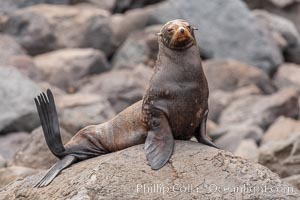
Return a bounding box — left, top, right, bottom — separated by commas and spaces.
155, 32, 162, 36
193, 27, 198, 30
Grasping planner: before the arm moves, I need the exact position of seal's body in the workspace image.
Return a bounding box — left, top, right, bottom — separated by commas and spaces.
142, 19, 215, 169
143, 42, 208, 140
34, 19, 217, 188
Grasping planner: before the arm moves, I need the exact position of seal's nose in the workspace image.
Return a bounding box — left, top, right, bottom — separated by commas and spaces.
180, 27, 184, 34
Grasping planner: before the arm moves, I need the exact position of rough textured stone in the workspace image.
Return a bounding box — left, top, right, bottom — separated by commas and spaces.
80, 64, 152, 113
263, 116, 300, 143
253, 10, 300, 64
8, 55, 44, 81
56, 93, 116, 133
243, 0, 300, 33
219, 88, 299, 130
283, 175, 300, 190
109, 8, 152, 51
112, 25, 160, 69
147, 0, 283, 74
113, 0, 164, 13
209, 85, 262, 122
77, 0, 116, 12
234, 139, 259, 162
0, 34, 25, 65
0, 155, 6, 168
2, 4, 112, 55
274, 63, 300, 92
0, 166, 37, 188
11, 127, 72, 169
214, 125, 263, 152
0, 132, 29, 160
203, 59, 275, 94
254, 10, 300, 48
259, 133, 300, 178
0, 67, 41, 133
0, 0, 72, 13
0, 141, 299, 199
33, 48, 110, 92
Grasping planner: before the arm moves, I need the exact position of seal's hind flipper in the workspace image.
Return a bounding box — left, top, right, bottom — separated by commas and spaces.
145, 113, 174, 170
34, 89, 65, 158
195, 110, 219, 149
34, 155, 76, 188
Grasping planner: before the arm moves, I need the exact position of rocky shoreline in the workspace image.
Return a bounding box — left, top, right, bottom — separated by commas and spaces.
0, 0, 299, 199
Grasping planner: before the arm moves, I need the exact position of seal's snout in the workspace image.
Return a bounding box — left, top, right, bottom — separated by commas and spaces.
180, 27, 185, 34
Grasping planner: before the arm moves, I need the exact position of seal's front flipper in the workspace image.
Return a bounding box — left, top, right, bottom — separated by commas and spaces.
195, 110, 219, 149
145, 113, 174, 170
34, 155, 76, 188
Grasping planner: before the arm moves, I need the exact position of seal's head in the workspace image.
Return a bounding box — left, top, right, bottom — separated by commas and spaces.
158, 19, 197, 50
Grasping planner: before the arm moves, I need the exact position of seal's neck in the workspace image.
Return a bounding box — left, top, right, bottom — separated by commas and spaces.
156, 41, 202, 72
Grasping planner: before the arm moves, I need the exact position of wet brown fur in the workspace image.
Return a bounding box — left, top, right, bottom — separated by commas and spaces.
142, 19, 208, 140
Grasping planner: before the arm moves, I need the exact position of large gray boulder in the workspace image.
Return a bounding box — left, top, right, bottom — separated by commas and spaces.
0, 132, 29, 160
0, 141, 299, 199
2, 4, 112, 55
203, 59, 275, 94
214, 124, 263, 152
56, 93, 116, 133
253, 9, 300, 49
147, 0, 283, 74
0, 0, 71, 13
33, 48, 110, 92
112, 25, 160, 69
253, 10, 300, 64
263, 116, 300, 143
209, 85, 261, 122
2, 4, 153, 57
113, 0, 165, 13
243, 0, 300, 33
219, 88, 299, 130
259, 132, 300, 178
0, 34, 25, 65
109, 8, 153, 52
80, 64, 152, 113
0, 34, 43, 81
259, 117, 300, 178
0, 67, 41, 133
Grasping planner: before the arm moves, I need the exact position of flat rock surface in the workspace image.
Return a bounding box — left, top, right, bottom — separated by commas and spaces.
0, 141, 299, 199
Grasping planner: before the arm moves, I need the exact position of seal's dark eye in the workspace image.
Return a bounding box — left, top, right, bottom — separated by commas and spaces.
187, 25, 191, 29
167, 28, 173, 33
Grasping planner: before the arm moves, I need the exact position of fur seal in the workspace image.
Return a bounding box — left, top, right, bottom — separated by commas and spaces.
142, 19, 217, 169
33, 19, 217, 188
